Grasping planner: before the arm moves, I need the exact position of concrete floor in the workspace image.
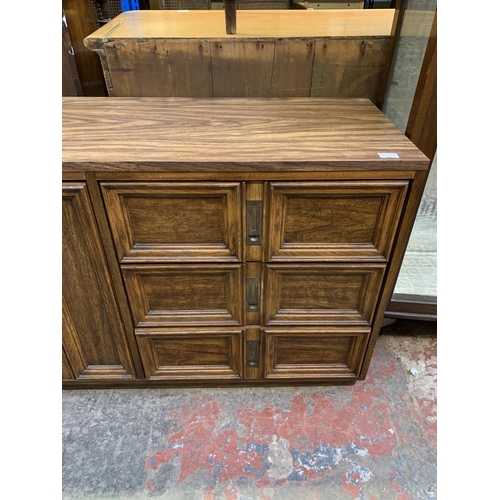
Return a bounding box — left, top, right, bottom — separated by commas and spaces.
62, 320, 437, 500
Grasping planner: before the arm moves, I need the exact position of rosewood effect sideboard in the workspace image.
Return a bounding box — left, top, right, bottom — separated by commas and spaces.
62, 97, 430, 389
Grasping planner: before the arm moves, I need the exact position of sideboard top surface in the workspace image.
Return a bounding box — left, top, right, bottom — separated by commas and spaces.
62, 97, 429, 171
84, 10, 394, 45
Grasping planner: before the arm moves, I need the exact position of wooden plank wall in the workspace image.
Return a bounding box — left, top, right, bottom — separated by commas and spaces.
101, 37, 389, 101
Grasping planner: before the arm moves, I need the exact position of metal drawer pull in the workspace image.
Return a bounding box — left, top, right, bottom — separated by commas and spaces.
246, 340, 260, 367
246, 201, 263, 245
246, 277, 261, 312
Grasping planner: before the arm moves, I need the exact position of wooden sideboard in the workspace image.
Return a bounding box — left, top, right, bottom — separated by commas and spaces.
62, 97, 429, 388
83, 9, 394, 100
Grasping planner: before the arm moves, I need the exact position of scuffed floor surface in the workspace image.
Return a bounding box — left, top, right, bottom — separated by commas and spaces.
62, 321, 436, 500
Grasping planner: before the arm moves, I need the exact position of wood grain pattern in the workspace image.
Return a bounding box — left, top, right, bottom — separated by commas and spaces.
311, 38, 389, 102
103, 39, 213, 97
84, 173, 146, 379
62, 347, 75, 380
83, 10, 394, 98
270, 40, 315, 97
95, 171, 416, 182
84, 10, 394, 41
211, 41, 274, 97
264, 264, 385, 325
62, 97, 430, 388
121, 265, 244, 327
63, 98, 429, 169
62, 182, 136, 379
62, 0, 106, 96
136, 329, 243, 380
266, 181, 409, 262
100, 182, 242, 262
264, 327, 370, 379
62, 9, 82, 96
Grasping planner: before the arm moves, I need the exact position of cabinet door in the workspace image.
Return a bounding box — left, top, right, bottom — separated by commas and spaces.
100, 182, 242, 263
263, 327, 370, 380
267, 181, 409, 262
62, 183, 136, 380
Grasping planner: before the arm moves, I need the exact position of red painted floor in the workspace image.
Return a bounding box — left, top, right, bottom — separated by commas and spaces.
62, 321, 437, 499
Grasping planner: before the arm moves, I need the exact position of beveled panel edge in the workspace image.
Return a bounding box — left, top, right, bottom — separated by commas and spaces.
266, 180, 411, 262
136, 329, 243, 380
264, 262, 386, 326
122, 264, 244, 328
100, 181, 243, 263
263, 326, 371, 379
78, 365, 134, 379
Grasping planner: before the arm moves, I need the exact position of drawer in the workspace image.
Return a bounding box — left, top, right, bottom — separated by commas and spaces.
266, 181, 409, 262
136, 329, 243, 380
263, 327, 370, 380
264, 264, 385, 326
100, 182, 242, 262
122, 264, 244, 327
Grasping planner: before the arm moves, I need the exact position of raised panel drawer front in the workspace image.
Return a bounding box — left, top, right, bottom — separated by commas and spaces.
264, 327, 370, 380
267, 181, 409, 262
136, 329, 243, 380
100, 182, 242, 262
264, 264, 386, 326
121, 265, 243, 327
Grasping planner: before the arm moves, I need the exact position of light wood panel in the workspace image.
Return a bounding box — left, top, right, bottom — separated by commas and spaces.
83, 10, 394, 99
84, 10, 394, 42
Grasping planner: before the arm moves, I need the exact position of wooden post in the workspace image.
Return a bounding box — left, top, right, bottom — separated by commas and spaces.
224, 0, 236, 35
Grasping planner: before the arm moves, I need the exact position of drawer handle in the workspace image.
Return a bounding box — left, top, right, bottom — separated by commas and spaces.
246, 201, 263, 246
246, 340, 260, 368
246, 277, 261, 312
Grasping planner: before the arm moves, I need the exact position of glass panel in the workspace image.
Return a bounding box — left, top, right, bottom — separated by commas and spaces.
382, 0, 437, 298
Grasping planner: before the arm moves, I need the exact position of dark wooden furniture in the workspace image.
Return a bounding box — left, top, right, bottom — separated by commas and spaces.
83, 9, 394, 100
62, 10, 83, 96
62, 97, 430, 388
62, 0, 107, 96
